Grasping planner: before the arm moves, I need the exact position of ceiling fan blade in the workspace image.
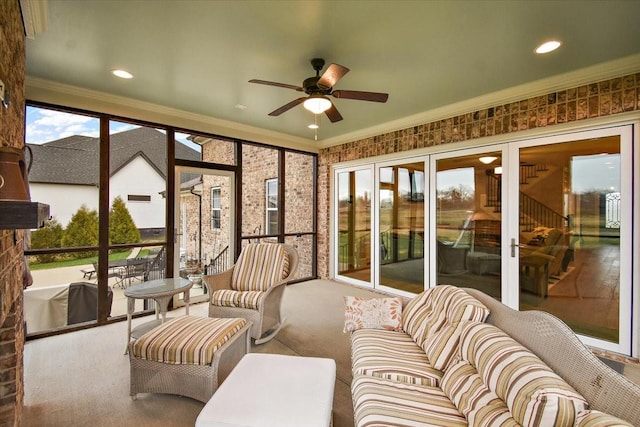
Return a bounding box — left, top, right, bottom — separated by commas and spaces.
332, 90, 389, 103
317, 63, 350, 89
325, 103, 343, 123
268, 97, 307, 116
249, 79, 304, 92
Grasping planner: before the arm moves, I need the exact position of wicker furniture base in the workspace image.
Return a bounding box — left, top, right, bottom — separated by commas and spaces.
129, 318, 251, 403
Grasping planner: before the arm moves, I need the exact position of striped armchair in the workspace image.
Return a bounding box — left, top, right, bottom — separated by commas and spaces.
203, 243, 298, 344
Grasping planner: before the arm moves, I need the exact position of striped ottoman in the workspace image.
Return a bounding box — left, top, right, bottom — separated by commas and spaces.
129, 315, 252, 403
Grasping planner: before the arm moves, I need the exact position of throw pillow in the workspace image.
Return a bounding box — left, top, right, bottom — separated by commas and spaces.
423, 320, 471, 371
343, 296, 403, 333
441, 360, 518, 426
460, 322, 588, 426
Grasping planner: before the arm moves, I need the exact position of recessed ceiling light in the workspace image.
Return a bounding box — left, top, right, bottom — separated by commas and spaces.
235, 104, 247, 110
112, 69, 133, 79
308, 123, 319, 129
535, 40, 561, 54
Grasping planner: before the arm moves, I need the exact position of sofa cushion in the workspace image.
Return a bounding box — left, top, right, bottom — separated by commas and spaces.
131, 316, 247, 365
343, 296, 403, 333
351, 329, 443, 387
574, 410, 634, 427
442, 359, 520, 426
402, 286, 462, 347
402, 286, 490, 352
460, 322, 588, 426
351, 373, 468, 427
402, 288, 434, 339
210, 289, 266, 309
422, 292, 490, 371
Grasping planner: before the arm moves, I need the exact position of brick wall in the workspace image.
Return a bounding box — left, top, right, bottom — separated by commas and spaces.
194, 140, 316, 278
0, 1, 27, 425
316, 73, 640, 279
241, 145, 278, 236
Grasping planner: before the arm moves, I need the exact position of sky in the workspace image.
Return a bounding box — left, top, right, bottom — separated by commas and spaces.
25, 106, 200, 151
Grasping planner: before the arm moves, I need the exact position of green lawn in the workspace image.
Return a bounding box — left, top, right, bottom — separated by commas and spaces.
28, 249, 139, 271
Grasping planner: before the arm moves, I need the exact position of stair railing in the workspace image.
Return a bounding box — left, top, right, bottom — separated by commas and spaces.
205, 245, 229, 274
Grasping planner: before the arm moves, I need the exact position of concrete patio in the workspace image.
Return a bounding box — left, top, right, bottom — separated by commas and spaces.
27, 264, 207, 327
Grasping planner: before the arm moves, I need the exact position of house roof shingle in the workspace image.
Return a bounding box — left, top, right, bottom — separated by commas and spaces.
28, 127, 201, 185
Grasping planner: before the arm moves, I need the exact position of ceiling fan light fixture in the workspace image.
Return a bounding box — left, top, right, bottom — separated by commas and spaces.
303, 95, 332, 115
479, 156, 497, 164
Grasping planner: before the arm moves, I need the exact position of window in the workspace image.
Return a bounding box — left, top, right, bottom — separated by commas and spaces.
128, 194, 151, 202
266, 179, 278, 235
211, 187, 221, 230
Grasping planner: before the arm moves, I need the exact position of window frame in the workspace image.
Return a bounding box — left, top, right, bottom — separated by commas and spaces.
265, 178, 278, 235
211, 186, 221, 230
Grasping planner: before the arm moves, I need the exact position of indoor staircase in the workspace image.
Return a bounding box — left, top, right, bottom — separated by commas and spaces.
485, 163, 568, 232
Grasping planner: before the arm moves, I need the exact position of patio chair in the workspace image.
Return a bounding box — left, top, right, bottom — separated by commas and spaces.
114, 258, 148, 288
203, 242, 298, 344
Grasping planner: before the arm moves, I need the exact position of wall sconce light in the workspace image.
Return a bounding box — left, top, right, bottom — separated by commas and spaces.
494, 166, 503, 174
479, 156, 497, 164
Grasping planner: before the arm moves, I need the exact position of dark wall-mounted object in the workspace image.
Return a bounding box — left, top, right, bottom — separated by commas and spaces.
0, 201, 50, 229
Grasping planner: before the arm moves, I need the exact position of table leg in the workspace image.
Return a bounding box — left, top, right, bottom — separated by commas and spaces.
155, 295, 171, 324
184, 289, 190, 315
125, 296, 135, 354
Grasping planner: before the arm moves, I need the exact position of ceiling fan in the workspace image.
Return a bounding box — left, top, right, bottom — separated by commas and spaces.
249, 58, 389, 123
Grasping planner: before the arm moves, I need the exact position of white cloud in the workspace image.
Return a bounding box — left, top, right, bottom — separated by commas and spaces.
26, 107, 99, 144
110, 121, 138, 134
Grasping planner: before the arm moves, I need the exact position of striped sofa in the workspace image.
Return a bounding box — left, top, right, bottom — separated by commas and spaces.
349, 285, 640, 426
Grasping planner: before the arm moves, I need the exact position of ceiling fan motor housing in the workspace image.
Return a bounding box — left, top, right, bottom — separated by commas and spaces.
303, 76, 329, 94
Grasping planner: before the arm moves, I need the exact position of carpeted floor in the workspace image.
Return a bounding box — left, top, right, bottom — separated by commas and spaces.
21, 279, 640, 426
22, 279, 384, 427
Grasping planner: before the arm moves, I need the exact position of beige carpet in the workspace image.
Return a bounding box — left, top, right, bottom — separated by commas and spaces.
22, 279, 383, 427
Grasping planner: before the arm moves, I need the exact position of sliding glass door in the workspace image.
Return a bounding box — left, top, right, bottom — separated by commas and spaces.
335, 124, 635, 356
433, 149, 504, 299
335, 167, 373, 285
511, 126, 633, 354
378, 161, 426, 294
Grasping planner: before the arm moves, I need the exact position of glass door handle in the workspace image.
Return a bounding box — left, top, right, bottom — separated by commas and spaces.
510, 238, 527, 257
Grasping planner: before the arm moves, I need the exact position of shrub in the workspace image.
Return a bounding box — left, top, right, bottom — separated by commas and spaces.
29, 218, 64, 263
109, 196, 140, 247
63, 205, 99, 259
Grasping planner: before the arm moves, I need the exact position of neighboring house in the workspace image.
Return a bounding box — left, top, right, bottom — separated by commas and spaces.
27, 127, 200, 232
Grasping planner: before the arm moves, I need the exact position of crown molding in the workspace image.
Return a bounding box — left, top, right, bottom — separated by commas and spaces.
318, 53, 640, 149
20, 0, 48, 39
25, 76, 319, 153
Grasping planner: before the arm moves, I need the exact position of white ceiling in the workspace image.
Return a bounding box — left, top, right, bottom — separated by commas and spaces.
24, 0, 640, 147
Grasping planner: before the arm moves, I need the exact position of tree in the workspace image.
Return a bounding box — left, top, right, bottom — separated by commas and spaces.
109, 196, 140, 247
29, 218, 65, 263
63, 205, 99, 259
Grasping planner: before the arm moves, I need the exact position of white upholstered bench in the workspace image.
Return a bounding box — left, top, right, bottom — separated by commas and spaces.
195, 353, 336, 427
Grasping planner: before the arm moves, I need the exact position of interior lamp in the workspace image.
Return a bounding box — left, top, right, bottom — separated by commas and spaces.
479, 156, 497, 164
303, 95, 332, 114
